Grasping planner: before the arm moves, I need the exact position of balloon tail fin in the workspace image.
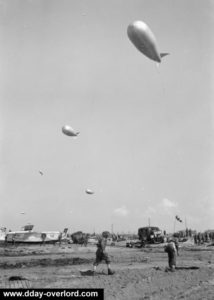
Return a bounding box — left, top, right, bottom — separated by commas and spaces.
160, 53, 170, 59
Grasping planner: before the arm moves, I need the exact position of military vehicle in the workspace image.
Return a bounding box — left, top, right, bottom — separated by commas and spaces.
138, 226, 164, 244
5, 224, 63, 244
71, 231, 89, 246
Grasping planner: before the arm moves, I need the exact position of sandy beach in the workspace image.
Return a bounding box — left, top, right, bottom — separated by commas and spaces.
1, 241, 214, 300
1, 2, 213, 299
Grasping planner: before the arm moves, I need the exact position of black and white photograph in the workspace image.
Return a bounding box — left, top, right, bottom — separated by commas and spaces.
0, 0, 214, 299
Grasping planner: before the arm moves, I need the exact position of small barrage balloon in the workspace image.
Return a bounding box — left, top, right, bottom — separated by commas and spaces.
85, 189, 94, 195
127, 20, 169, 63
62, 125, 80, 137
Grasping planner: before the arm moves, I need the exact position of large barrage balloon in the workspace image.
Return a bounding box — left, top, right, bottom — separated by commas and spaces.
85, 189, 94, 195
127, 21, 169, 63
62, 125, 80, 137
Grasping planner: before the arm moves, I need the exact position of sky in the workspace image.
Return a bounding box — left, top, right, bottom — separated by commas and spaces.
0, 0, 214, 234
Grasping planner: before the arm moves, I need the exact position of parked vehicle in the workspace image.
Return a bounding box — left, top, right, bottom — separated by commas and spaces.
5, 224, 61, 244
126, 239, 144, 248
71, 231, 89, 246
138, 226, 164, 244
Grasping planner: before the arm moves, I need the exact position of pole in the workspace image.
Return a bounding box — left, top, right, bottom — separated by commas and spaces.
174, 218, 176, 234
185, 217, 188, 237
111, 224, 114, 234
185, 217, 187, 229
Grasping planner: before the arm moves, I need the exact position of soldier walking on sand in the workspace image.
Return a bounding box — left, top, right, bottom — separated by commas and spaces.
93, 232, 115, 275
164, 239, 177, 271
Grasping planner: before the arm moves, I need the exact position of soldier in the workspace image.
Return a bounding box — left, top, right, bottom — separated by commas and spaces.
174, 238, 179, 256
41, 233, 46, 246
198, 233, 201, 244
93, 233, 115, 275
194, 234, 198, 245
164, 240, 177, 271
58, 232, 62, 246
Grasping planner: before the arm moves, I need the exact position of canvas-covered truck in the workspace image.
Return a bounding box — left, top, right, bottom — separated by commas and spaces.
138, 226, 164, 244
71, 231, 89, 246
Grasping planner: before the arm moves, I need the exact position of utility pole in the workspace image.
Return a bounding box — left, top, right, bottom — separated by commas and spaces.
174, 218, 176, 233
148, 217, 151, 227
185, 217, 188, 237
111, 224, 114, 234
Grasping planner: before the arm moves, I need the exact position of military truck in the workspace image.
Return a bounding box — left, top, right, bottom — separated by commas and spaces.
71, 231, 89, 246
138, 226, 164, 244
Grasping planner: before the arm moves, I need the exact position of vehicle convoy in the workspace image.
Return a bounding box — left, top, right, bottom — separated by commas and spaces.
138, 226, 164, 245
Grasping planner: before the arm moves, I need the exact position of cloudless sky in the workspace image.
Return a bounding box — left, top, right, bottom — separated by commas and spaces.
0, 0, 214, 234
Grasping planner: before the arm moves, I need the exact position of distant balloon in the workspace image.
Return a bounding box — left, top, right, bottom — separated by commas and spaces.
127, 21, 169, 63
20, 212, 25, 215
62, 125, 80, 137
85, 189, 94, 195
39, 170, 43, 176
